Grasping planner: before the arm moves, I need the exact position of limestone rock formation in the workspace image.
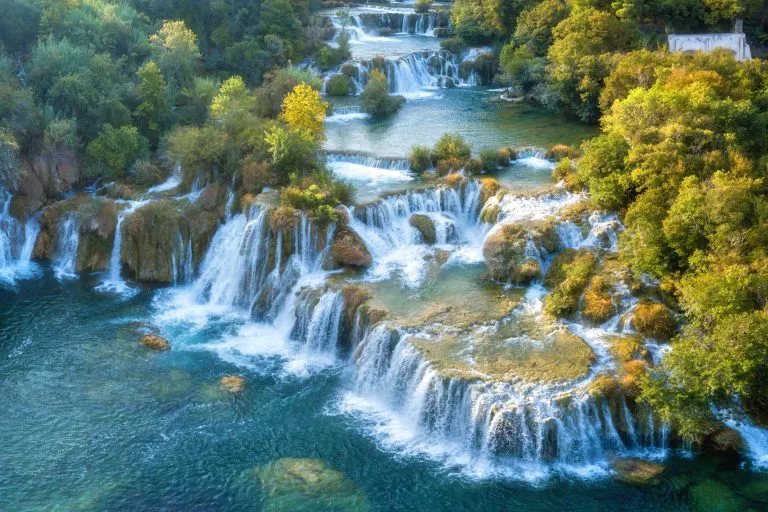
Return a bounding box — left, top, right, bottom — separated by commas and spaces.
409, 213, 436, 244
332, 227, 372, 268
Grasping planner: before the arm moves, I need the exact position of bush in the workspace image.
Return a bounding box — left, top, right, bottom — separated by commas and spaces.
433, 133, 471, 162
360, 69, 405, 117
546, 144, 580, 160
409, 145, 432, 172
553, 158, 582, 191
414, 0, 432, 14
326, 75, 351, 96
85, 125, 148, 180
633, 303, 677, 341
440, 37, 466, 54
479, 148, 507, 172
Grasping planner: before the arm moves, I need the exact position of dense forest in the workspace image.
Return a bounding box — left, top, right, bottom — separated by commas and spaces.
1, 0, 768, 444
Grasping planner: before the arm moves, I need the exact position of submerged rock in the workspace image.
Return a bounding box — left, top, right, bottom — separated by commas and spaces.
409, 213, 436, 244
255, 458, 370, 512
220, 375, 246, 393
140, 335, 170, 351
613, 458, 664, 485
332, 227, 372, 268
690, 480, 746, 512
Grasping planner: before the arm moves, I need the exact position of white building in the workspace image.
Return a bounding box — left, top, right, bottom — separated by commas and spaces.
668, 33, 752, 61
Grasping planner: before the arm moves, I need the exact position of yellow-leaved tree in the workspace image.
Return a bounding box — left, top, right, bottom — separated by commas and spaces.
279, 83, 327, 142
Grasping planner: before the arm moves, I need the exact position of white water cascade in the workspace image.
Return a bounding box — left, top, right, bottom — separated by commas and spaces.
342, 51, 480, 96
171, 229, 194, 285
52, 213, 80, 280
0, 190, 40, 284
97, 200, 147, 296
292, 289, 346, 353
191, 206, 334, 320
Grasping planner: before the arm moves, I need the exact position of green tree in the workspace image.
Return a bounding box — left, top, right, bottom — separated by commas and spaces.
149, 20, 201, 90
134, 61, 170, 146
360, 70, 405, 117
86, 124, 148, 179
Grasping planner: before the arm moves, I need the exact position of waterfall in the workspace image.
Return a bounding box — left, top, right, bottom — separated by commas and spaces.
326, 152, 410, 171
147, 164, 182, 194
191, 206, 334, 319
171, 229, 194, 285
52, 213, 80, 280
346, 182, 483, 286
345, 325, 670, 477
97, 200, 147, 296
325, 106, 371, 123
0, 190, 40, 284
342, 51, 480, 96
292, 289, 345, 353
513, 149, 555, 170
326, 152, 413, 186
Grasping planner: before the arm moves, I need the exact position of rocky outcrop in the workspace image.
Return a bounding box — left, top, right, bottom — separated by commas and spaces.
33, 196, 118, 272
121, 200, 219, 283
17, 151, 79, 202
332, 227, 372, 268
409, 213, 436, 244
482, 220, 559, 284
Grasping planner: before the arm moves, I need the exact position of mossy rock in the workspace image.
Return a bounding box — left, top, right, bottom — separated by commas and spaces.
411, 327, 594, 384
633, 302, 677, 341
140, 335, 170, 351
220, 375, 246, 393
613, 458, 664, 485
482, 221, 558, 284
255, 458, 370, 512
543, 249, 597, 318
332, 227, 372, 268
582, 276, 615, 324
690, 480, 746, 512
409, 213, 437, 244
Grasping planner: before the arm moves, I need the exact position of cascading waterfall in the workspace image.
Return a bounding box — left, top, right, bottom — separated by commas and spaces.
292, 289, 345, 353
52, 213, 80, 280
342, 51, 479, 95
0, 190, 39, 284
325, 152, 414, 186
97, 200, 147, 295
191, 206, 334, 319
171, 229, 194, 285
326, 153, 410, 171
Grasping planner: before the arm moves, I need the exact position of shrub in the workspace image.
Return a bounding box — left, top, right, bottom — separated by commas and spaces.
360, 69, 405, 117
326, 75, 351, 96
633, 303, 677, 341
85, 125, 148, 180
546, 144, 580, 160
440, 37, 466, 54
414, 0, 432, 14
433, 133, 471, 162
553, 158, 582, 191
479, 148, 507, 172
409, 145, 432, 172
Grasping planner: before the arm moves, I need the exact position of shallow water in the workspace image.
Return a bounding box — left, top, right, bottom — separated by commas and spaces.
3, 270, 768, 511
325, 89, 597, 158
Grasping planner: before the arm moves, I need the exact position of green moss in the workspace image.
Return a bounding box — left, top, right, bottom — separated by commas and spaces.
411, 327, 595, 384
543, 249, 597, 318
690, 480, 745, 512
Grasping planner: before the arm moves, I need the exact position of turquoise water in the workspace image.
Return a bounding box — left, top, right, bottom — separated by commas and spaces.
325, 89, 597, 158
3, 269, 768, 511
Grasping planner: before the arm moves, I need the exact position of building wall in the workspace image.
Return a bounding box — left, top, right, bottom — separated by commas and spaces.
668, 33, 752, 61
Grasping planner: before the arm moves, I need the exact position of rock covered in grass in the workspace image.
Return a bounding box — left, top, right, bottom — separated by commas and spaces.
482, 221, 559, 284
331, 227, 372, 268
633, 302, 677, 341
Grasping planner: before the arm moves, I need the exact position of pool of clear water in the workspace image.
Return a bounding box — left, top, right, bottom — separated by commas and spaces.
2, 269, 768, 511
